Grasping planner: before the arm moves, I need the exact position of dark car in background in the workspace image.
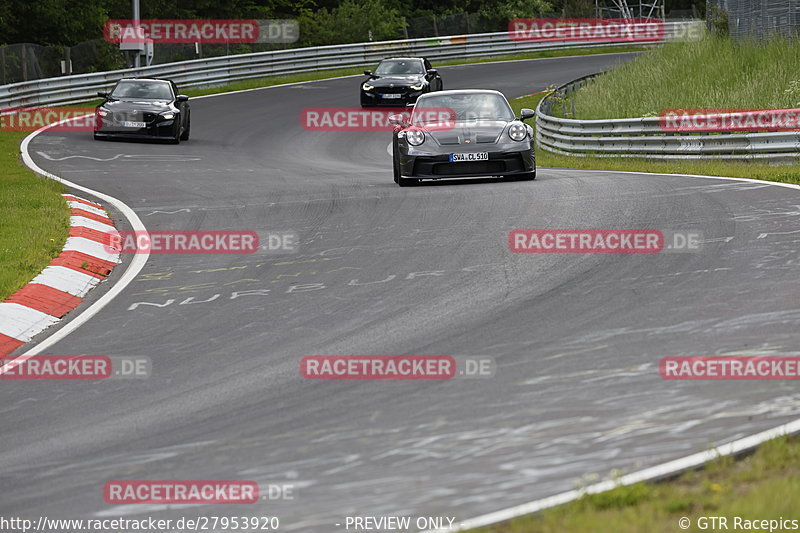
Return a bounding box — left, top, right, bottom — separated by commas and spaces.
390, 90, 536, 186
360, 57, 443, 107
94, 78, 190, 144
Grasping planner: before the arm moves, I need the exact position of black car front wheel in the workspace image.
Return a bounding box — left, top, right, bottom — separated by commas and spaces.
393, 153, 400, 184
510, 171, 536, 181
167, 124, 181, 144
180, 114, 190, 141
397, 174, 418, 187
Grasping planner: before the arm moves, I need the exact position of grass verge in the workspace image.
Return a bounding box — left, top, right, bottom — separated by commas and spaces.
560, 35, 800, 119
0, 131, 69, 301
465, 435, 800, 533
509, 84, 800, 186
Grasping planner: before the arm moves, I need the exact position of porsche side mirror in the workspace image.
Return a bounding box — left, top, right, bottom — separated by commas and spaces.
520, 108, 535, 121
388, 114, 405, 126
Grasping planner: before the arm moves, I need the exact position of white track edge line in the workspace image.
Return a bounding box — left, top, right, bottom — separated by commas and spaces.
419, 167, 800, 532
423, 419, 800, 532
0, 118, 150, 374
543, 166, 800, 190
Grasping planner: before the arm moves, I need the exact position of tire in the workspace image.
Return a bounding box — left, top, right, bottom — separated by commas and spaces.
397, 175, 417, 187
168, 125, 181, 144
515, 171, 536, 181
180, 114, 190, 141
393, 143, 416, 186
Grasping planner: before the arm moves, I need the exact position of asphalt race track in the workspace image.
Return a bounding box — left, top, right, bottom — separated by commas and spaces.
4, 53, 800, 531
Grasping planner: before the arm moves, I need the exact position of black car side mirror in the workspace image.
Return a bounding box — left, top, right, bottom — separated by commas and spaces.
176, 95, 189, 102
426, 69, 438, 77
97, 91, 109, 98
364, 70, 377, 78
519, 108, 535, 121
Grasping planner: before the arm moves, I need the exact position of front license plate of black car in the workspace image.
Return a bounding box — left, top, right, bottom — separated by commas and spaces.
450, 152, 488, 162
381, 94, 402, 99
120, 121, 146, 128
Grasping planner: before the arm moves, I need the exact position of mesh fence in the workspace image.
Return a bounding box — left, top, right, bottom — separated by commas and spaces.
708, 0, 800, 39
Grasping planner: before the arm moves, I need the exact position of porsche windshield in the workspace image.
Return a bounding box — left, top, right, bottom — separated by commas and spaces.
413, 93, 515, 123
110, 80, 174, 100
374, 60, 425, 76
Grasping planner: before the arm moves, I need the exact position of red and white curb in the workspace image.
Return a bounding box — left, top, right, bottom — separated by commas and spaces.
0, 193, 120, 357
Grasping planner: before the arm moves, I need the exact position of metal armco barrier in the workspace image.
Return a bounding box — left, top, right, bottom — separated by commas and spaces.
0, 21, 703, 108
536, 74, 800, 162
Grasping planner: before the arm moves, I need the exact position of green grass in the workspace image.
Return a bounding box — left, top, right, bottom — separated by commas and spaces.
467, 435, 800, 533
0, 131, 69, 301
561, 35, 800, 119
510, 55, 800, 184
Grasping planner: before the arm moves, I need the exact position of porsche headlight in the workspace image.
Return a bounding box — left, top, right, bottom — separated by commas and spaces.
508, 122, 527, 141
405, 129, 425, 146
362, 82, 374, 91
410, 82, 425, 91
160, 112, 175, 120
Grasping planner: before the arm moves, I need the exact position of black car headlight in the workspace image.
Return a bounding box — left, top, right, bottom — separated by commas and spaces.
159, 112, 176, 120
409, 82, 425, 91
96, 108, 109, 117
362, 82, 374, 91
508, 123, 527, 141
405, 129, 425, 146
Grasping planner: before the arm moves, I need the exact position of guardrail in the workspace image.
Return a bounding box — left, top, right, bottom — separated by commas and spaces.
1, 21, 703, 108
536, 73, 800, 162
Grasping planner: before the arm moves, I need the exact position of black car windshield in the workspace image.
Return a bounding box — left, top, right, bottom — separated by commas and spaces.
374, 60, 425, 76
110, 80, 174, 100
413, 93, 515, 123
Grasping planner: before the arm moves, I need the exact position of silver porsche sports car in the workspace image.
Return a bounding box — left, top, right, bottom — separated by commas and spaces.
389, 89, 536, 186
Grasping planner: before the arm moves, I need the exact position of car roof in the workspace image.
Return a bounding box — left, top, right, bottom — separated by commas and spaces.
418, 89, 505, 98
116, 78, 173, 83
379, 57, 425, 62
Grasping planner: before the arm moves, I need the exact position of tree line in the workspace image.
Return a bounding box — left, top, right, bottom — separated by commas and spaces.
0, 0, 705, 47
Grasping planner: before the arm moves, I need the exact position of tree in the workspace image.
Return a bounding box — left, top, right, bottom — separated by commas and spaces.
478, 0, 554, 30
298, 0, 405, 45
